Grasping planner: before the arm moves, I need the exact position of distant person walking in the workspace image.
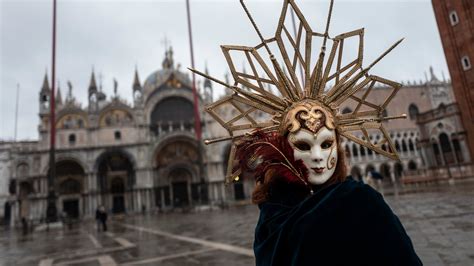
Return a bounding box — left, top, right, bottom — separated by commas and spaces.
95, 205, 108, 232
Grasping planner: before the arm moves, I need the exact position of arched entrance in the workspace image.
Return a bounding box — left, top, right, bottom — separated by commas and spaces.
55, 160, 86, 219
439, 133, 454, 164
169, 168, 191, 207
365, 164, 375, 176
154, 139, 203, 208
379, 163, 391, 181
394, 162, 403, 180
350, 166, 363, 181
97, 151, 135, 214
110, 177, 125, 213
59, 179, 81, 218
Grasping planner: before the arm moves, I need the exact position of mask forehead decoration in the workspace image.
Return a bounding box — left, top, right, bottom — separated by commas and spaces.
191, 0, 406, 183
283, 100, 335, 135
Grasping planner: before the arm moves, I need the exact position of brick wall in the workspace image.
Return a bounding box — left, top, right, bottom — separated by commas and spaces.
432, 0, 474, 159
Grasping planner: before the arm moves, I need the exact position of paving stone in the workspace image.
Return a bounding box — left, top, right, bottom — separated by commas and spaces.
0, 180, 473, 265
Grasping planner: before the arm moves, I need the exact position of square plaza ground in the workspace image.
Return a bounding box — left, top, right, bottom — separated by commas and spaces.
1, 179, 473, 266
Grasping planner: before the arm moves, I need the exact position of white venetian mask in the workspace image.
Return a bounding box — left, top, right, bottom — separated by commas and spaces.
288, 127, 338, 185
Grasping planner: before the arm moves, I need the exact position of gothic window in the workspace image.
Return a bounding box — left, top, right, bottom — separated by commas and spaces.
359, 145, 366, 156
367, 147, 373, 155
114, 131, 121, 140
77, 119, 84, 128
408, 161, 417, 171
407, 104, 419, 120
395, 140, 401, 152
449, 10, 459, 26
402, 139, 408, 152
439, 133, 454, 164
69, 134, 76, 145
408, 139, 415, 151
352, 144, 358, 157
452, 139, 464, 163
345, 144, 350, 158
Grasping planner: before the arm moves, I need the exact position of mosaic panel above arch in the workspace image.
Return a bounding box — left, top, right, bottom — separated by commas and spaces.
99, 109, 134, 127
56, 113, 88, 129
155, 141, 199, 168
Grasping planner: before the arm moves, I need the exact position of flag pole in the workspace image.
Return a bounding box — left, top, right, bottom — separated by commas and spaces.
186, 0, 207, 204
186, 0, 202, 140
46, 0, 58, 223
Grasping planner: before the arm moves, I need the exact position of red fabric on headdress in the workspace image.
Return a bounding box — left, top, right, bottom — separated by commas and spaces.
234, 131, 309, 186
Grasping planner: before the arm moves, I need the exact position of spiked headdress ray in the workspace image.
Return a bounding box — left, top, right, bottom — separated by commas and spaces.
190, 0, 406, 182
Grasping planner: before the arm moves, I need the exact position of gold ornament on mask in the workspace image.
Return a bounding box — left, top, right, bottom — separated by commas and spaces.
283, 100, 335, 135
190, 0, 407, 183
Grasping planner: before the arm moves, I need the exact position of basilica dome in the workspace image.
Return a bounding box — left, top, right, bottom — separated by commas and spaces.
143, 47, 192, 101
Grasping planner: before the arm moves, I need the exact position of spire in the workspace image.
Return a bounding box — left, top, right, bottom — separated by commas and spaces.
203, 64, 212, 89
133, 67, 142, 92
41, 72, 50, 92
88, 70, 98, 96
429, 66, 439, 81
56, 83, 63, 105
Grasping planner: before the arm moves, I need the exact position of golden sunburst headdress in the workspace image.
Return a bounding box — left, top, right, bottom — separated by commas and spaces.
190, 0, 406, 182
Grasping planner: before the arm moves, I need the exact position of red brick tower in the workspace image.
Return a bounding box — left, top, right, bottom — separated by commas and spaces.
432, 0, 474, 159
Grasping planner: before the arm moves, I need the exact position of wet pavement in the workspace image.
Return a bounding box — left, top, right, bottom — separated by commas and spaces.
1, 179, 473, 266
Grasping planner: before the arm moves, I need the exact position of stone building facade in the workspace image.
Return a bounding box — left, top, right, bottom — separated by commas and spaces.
1, 47, 471, 225
1, 49, 235, 225
341, 67, 472, 183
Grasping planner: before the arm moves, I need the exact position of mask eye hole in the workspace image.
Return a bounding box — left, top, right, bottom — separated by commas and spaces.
321, 139, 334, 149
294, 141, 311, 151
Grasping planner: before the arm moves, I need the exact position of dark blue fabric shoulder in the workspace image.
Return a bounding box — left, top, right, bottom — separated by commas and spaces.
254, 179, 422, 266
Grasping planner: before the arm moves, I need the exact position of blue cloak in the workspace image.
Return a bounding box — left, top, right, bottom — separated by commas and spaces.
254, 179, 422, 265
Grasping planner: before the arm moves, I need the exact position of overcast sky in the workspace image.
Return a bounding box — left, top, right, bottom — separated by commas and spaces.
0, 0, 449, 141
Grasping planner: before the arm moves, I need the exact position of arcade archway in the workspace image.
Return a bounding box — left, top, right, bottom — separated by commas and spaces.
350, 166, 363, 181
97, 151, 135, 214
154, 139, 204, 208
54, 160, 86, 219
380, 163, 391, 182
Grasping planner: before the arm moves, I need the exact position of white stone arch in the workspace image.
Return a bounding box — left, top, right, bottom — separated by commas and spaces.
93, 148, 137, 174
15, 160, 30, 178
41, 155, 89, 176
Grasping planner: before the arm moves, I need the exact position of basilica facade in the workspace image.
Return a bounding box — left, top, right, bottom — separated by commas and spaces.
0, 49, 472, 225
